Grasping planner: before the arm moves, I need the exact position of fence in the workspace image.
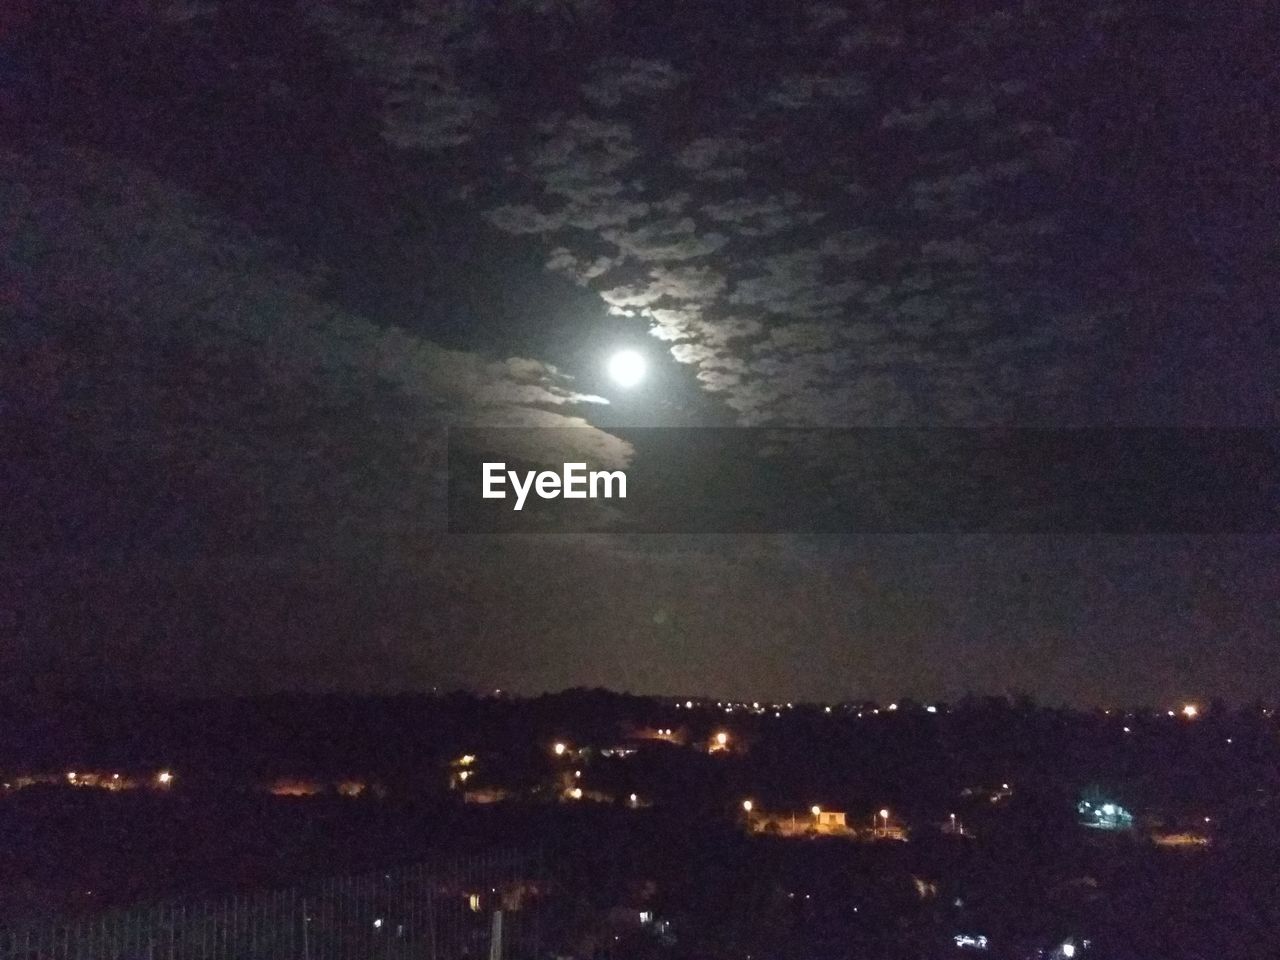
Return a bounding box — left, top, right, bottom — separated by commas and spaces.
0, 850, 542, 960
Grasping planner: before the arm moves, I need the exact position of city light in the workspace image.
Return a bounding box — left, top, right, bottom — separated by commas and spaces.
11, 12, 1275, 960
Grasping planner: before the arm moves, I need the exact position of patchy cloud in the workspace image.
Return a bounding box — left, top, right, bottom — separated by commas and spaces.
250, 0, 1264, 431
581, 58, 682, 107
321, 0, 1106, 427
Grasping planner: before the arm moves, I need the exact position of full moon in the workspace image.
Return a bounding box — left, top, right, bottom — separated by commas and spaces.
607, 349, 647, 388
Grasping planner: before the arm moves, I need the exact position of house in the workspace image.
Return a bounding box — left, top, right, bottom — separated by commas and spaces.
815, 810, 847, 833
746, 807, 854, 837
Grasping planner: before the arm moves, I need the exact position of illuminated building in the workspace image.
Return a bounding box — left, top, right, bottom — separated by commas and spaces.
1077, 794, 1134, 831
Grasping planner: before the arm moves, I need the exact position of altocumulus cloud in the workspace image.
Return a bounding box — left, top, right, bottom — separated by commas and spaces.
157, 0, 1273, 431
289, 0, 1124, 427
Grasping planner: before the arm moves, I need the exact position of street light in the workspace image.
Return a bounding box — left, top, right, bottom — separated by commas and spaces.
811, 805, 821, 817
553, 742, 567, 756
742, 799, 753, 812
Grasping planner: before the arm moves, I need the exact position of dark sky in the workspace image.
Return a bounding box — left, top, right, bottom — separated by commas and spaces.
1, 0, 1277, 705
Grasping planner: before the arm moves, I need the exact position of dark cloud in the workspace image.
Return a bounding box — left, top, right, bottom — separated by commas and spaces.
3, 0, 1275, 702
3, 142, 629, 559
296, 0, 1149, 427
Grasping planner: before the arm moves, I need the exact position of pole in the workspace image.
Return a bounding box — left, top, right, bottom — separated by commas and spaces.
489, 910, 503, 960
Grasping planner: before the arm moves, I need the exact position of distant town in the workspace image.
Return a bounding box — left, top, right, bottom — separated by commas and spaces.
2, 689, 1275, 959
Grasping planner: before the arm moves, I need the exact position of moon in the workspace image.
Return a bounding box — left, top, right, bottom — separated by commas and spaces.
607, 349, 647, 388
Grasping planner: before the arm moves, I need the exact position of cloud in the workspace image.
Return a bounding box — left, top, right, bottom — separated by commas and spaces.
673, 137, 755, 182
645, 308, 701, 341
702, 195, 826, 237
728, 250, 865, 319
2, 142, 631, 561
648, 265, 728, 300
603, 217, 729, 262
531, 116, 639, 191
882, 96, 997, 131
485, 203, 568, 235
287, 1, 1122, 429
581, 58, 682, 107
765, 73, 869, 109
306, 2, 498, 151
545, 248, 620, 285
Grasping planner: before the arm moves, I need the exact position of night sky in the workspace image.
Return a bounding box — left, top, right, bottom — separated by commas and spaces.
2, 1, 1277, 705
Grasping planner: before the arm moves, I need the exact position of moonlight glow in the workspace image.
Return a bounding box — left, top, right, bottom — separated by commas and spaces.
607, 350, 646, 388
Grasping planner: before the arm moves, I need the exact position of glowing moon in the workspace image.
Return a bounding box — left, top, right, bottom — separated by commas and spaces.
607, 349, 647, 388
